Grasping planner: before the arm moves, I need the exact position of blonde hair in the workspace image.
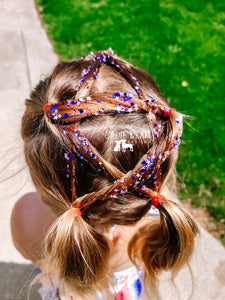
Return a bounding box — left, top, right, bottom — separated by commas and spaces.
22, 50, 198, 298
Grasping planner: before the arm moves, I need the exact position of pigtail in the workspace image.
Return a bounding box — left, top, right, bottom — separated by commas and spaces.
43, 207, 110, 296
127, 199, 199, 297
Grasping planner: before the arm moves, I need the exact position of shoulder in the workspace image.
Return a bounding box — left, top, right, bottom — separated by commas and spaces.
11, 192, 57, 265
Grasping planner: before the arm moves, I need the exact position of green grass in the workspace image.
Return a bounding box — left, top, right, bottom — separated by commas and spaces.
36, 0, 225, 221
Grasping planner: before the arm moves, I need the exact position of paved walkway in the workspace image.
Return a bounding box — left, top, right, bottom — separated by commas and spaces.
0, 1, 225, 299
0, 0, 57, 299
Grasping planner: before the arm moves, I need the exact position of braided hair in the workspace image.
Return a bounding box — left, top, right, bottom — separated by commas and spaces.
22, 49, 198, 298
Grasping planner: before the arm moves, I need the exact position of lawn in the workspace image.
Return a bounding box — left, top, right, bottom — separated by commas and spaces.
36, 0, 225, 222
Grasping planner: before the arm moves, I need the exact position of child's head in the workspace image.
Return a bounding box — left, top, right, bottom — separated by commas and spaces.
21, 49, 198, 297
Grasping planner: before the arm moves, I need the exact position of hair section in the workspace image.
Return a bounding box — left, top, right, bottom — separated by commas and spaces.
21, 50, 198, 298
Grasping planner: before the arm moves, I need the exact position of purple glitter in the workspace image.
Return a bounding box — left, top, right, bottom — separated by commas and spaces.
49, 51, 183, 202
121, 187, 128, 194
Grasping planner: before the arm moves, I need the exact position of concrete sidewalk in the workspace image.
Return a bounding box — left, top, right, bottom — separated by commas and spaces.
0, 1, 225, 299
0, 0, 57, 299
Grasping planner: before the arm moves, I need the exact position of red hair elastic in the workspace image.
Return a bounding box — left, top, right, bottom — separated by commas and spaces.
163, 108, 176, 118
43, 103, 53, 113
66, 206, 82, 216
151, 194, 165, 208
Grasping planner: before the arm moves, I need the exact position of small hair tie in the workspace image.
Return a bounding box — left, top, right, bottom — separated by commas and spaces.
151, 194, 165, 208
163, 108, 176, 118
43, 103, 53, 113
66, 206, 82, 216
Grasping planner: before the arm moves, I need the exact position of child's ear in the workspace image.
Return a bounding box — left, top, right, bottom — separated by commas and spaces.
10, 192, 56, 265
